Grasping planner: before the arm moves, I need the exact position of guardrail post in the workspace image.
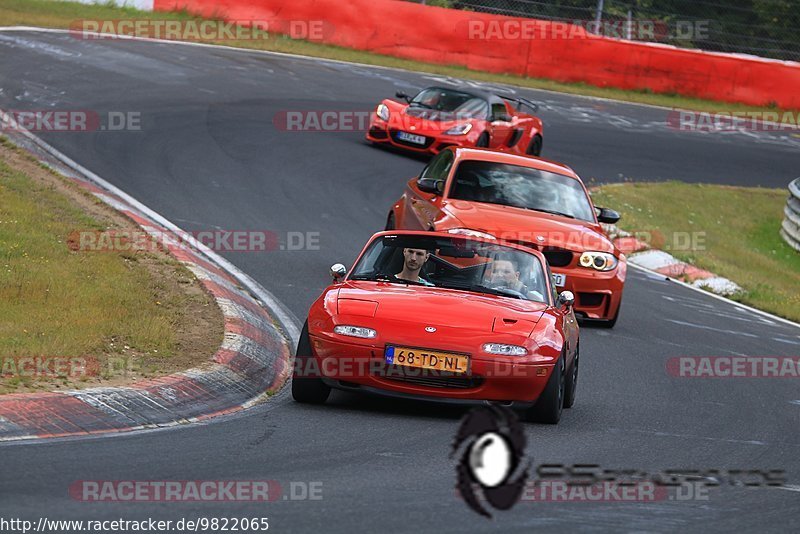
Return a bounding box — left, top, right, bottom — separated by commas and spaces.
780, 177, 800, 252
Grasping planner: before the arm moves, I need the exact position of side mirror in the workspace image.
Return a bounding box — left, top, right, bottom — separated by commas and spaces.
395, 91, 411, 103
558, 291, 575, 309
417, 178, 443, 195
492, 114, 512, 124
330, 263, 347, 282
596, 207, 621, 224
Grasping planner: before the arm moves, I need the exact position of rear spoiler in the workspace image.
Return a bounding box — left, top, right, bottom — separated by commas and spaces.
500, 95, 540, 114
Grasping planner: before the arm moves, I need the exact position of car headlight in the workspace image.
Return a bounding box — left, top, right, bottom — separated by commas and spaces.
334, 325, 377, 339
447, 228, 496, 239
444, 123, 472, 135
376, 104, 390, 122
483, 343, 528, 356
579, 251, 618, 271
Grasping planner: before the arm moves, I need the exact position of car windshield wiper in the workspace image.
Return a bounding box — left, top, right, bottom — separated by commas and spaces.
468, 284, 525, 299
408, 102, 433, 109
350, 273, 427, 286
523, 207, 575, 219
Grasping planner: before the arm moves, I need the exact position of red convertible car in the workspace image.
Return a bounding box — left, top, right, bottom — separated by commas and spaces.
366, 86, 543, 156
292, 231, 579, 424
385, 148, 627, 327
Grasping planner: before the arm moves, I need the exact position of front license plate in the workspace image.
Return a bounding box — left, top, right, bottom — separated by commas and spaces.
552, 273, 566, 287
396, 131, 426, 145
384, 345, 469, 374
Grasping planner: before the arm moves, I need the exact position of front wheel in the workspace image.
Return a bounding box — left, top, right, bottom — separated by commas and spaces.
563, 345, 579, 409
523, 355, 564, 424
475, 132, 490, 148
385, 212, 396, 231
291, 321, 331, 404
526, 135, 543, 156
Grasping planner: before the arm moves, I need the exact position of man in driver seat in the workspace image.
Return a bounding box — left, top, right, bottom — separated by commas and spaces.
487, 256, 546, 302
396, 247, 434, 286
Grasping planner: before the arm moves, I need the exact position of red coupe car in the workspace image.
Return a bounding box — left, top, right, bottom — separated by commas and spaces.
292, 231, 579, 424
386, 148, 627, 327
366, 86, 543, 156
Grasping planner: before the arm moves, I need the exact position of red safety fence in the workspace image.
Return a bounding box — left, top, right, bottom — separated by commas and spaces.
154, 0, 800, 109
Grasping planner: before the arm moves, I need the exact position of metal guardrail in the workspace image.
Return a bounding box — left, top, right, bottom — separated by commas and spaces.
780, 178, 800, 253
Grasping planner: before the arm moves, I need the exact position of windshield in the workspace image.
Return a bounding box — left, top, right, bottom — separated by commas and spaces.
410, 88, 488, 119
350, 234, 549, 304
448, 160, 596, 222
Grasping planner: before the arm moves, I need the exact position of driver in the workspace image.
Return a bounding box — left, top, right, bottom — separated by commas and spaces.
487, 258, 527, 293
485, 256, 546, 302
396, 247, 434, 286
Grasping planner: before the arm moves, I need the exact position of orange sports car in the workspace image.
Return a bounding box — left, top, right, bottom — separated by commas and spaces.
385, 148, 626, 327
366, 86, 543, 156
292, 230, 579, 424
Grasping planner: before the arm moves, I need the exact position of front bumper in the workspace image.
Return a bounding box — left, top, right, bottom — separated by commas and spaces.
553, 261, 626, 321
365, 118, 474, 155
304, 335, 555, 403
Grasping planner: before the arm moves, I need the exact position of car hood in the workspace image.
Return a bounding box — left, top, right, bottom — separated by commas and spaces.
443, 200, 614, 253
337, 282, 546, 337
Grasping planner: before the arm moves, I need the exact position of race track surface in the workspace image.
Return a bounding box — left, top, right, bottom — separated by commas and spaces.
1, 30, 799, 533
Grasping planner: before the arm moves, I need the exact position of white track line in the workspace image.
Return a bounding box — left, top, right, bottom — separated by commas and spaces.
0, 107, 301, 344
630, 263, 800, 331
1, 25, 796, 128
2, 26, 797, 332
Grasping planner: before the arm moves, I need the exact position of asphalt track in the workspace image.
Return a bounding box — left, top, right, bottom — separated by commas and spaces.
1, 29, 799, 533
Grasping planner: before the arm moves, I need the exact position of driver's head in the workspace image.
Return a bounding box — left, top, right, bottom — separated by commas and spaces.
402, 247, 430, 271
489, 258, 520, 286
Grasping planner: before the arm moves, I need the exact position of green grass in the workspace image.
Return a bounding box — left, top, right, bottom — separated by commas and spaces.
591, 182, 800, 321
0, 0, 797, 115
0, 140, 213, 392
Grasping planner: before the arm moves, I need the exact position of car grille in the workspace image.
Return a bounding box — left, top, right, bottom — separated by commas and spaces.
509, 240, 574, 267
389, 129, 434, 148
542, 247, 574, 267
378, 367, 483, 389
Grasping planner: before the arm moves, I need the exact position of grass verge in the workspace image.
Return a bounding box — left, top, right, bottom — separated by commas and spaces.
591, 182, 800, 322
0, 0, 796, 115
0, 138, 224, 394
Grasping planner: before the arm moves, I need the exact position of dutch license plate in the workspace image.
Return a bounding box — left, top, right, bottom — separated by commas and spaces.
552, 273, 566, 287
396, 131, 426, 145
384, 345, 469, 374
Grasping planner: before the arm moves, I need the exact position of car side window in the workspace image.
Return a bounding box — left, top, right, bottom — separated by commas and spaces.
491, 102, 509, 121
420, 150, 454, 183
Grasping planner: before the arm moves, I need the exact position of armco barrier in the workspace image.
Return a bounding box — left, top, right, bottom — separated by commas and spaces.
781, 178, 800, 253
153, 0, 800, 109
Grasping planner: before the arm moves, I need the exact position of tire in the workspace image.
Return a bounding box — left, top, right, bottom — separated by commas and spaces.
563, 344, 579, 409
385, 212, 396, 231
291, 321, 331, 404
475, 132, 490, 148
524, 354, 565, 424
526, 135, 543, 156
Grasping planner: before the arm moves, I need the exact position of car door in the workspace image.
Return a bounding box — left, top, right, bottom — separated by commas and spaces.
487, 101, 514, 149
403, 150, 454, 230
548, 262, 578, 365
